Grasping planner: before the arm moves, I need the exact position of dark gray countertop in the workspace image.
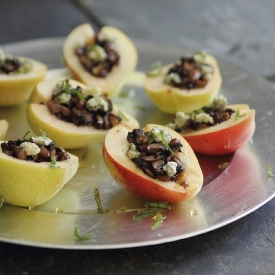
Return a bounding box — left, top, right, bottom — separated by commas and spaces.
1, 0, 275, 274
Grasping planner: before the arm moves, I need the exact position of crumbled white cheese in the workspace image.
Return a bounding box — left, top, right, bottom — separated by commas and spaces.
52, 81, 64, 95
86, 95, 108, 112
151, 126, 172, 144
54, 92, 71, 105
174, 111, 190, 129
200, 64, 213, 80
166, 111, 190, 131
164, 72, 181, 85
211, 95, 228, 109
191, 112, 214, 124
86, 45, 107, 62
126, 143, 140, 159
193, 51, 210, 64
163, 161, 178, 177
20, 142, 40, 156
34, 136, 53, 146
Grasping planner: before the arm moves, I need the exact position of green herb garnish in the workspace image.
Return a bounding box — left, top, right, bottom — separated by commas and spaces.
22, 130, 33, 140
74, 227, 92, 241
39, 129, 47, 138
218, 162, 229, 169
94, 188, 109, 213
49, 156, 60, 169
148, 127, 174, 154
266, 164, 275, 178
234, 109, 246, 120
60, 79, 85, 101
190, 109, 204, 117
132, 202, 171, 230
145, 61, 162, 77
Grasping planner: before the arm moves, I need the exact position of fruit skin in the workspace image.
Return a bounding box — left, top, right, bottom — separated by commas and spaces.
63, 23, 138, 96
102, 124, 203, 203
143, 54, 222, 114
0, 120, 8, 140
26, 78, 140, 149
181, 104, 256, 155
0, 143, 78, 207
0, 57, 47, 106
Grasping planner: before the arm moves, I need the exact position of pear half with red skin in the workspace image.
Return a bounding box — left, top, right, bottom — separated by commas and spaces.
0, 57, 46, 106
63, 23, 138, 96
181, 104, 256, 156
103, 124, 203, 203
0, 142, 78, 208
27, 78, 140, 149
144, 54, 222, 114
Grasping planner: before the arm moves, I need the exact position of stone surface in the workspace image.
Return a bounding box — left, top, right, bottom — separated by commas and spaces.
82, 0, 275, 77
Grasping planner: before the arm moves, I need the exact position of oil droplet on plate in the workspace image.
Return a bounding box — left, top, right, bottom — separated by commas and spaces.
190, 209, 198, 216
55, 207, 63, 213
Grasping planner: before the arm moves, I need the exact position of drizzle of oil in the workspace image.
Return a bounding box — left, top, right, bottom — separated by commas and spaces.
113, 206, 126, 213
189, 209, 198, 216
218, 162, 229, 169
55, 207, 63, 213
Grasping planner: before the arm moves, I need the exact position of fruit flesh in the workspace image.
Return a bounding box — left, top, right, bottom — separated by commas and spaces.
144, 54, 222, 114
0, 120, 8, 140
27, 78, 139, 149
0, 145, 78, 207
103, 124, 203, 203
63, 24, 138, 96
0, 57, 47, 106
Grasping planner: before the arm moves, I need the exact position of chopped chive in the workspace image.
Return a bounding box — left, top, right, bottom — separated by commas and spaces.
74, 227, 92, 241
94, 188, 109, 213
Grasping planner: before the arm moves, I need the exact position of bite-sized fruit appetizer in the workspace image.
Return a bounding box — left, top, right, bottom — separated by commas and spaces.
0, 119, 8, 140
27, 78, 139, 149
144, 51, 222, 114
167, 95, 256, 155
0, 47, 47, 106
0, 130, 78, 207
103, 124, 203, 203
63, 23, 138, 96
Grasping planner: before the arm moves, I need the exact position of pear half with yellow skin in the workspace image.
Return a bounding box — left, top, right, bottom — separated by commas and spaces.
0, 120, 8, 140
63, 23, 138, 96
144, 53, 222, 114
27, 78, 140, 149
0, 57, 47, 106
0, 143, 78, 208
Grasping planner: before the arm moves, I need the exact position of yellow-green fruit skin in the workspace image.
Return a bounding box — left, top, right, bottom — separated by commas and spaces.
0, 58, 47, 106
144, 54, 222, 114
0, 146, 78, 208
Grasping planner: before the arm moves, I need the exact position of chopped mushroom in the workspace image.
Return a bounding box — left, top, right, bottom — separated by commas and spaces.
126, 127, 186, 184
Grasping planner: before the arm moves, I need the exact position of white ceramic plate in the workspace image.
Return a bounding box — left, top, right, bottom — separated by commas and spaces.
0, 38, 275, 249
